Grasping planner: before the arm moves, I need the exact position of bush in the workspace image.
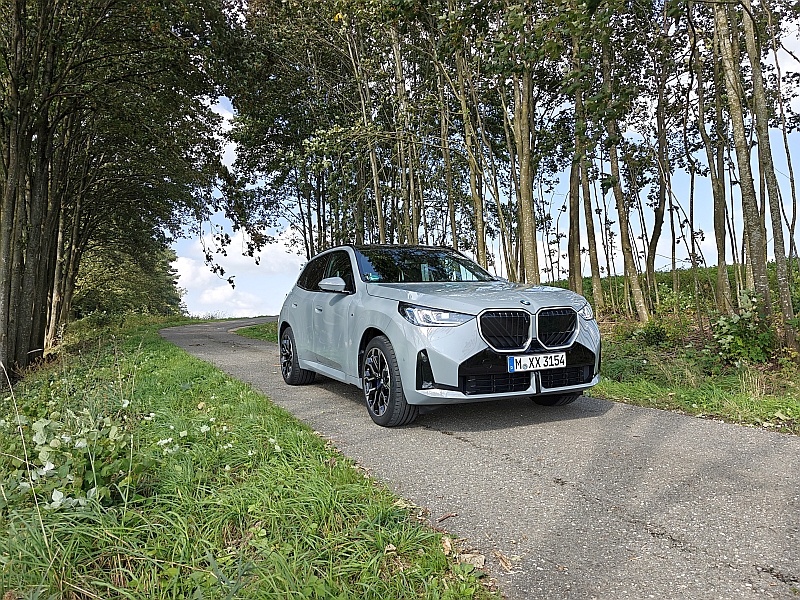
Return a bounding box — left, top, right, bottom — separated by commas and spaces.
711, 296, 775, 364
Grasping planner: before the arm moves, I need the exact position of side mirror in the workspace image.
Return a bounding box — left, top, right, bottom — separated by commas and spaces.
318, 276, 349, 293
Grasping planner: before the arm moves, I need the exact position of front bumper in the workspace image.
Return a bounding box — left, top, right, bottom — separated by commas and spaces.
394, 316, 601, 406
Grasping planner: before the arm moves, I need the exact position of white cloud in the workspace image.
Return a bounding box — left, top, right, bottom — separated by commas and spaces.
173, 227, 305, 318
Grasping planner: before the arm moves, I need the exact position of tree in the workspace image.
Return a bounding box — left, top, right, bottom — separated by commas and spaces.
1, 0, 233, 376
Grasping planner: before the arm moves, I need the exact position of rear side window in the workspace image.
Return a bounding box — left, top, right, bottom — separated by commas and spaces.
297, 255, 327, 291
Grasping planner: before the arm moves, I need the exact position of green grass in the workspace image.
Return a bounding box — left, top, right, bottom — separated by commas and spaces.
0, 316, 492, 599
593, 325, 800, 434
235, 321, 278, 343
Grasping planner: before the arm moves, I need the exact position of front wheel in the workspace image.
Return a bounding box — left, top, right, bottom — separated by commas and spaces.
280, 326, 316, 385
532, 393, 580, 406
362, 336, 418, 427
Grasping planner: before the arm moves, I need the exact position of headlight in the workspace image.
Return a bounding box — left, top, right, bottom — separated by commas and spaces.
577, 301, 594, 320
399, 302, 474, 327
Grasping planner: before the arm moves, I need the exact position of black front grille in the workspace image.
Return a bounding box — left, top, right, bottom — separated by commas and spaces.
537, 308, 577, 348
462, 372, 531, 395
479, 310, 531, 350
540, 365, 593, 389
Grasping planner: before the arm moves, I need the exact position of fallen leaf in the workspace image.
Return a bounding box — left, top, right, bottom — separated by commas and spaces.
441, 536, 452, 555
494, 550, 513, 572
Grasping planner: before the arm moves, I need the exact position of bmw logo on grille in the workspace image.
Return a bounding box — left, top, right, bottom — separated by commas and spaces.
520, 299, 531, 305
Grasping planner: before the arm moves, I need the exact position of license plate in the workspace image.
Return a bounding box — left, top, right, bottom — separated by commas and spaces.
507, 352, 566, 373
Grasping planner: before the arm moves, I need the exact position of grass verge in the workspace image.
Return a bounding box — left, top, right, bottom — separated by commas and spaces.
0, 315, 491, 598
592, 321, 800, 434
235, 321, 278, 343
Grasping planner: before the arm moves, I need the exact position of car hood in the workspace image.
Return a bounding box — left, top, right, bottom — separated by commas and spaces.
364, 281, 586, 315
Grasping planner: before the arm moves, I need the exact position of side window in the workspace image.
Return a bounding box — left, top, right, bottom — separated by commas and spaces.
297, 255, 327, 291
324, 251, 355, 293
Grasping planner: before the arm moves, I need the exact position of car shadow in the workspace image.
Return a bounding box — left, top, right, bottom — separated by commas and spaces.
312, 376, 613, 432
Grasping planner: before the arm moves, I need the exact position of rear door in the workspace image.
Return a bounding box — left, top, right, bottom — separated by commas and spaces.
288, 254, 327, 363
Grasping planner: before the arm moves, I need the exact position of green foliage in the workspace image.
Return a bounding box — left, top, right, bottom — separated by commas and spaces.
73, 246, 185, 318
596, 311, 800, 433
0, 318, 493, 599
711, 295, 775, 364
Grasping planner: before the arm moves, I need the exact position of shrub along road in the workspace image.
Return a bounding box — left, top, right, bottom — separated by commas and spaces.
161, 318, 800, 599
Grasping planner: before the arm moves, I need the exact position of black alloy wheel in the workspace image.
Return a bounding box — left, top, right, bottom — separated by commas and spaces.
280, 326, 315, 385
362, 336, 418, 427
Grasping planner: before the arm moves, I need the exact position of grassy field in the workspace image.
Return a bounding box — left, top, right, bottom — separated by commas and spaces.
0, 315, 492, 598
235, 317, 800, 434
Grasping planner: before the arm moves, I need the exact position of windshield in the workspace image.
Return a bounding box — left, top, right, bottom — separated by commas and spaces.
354, 247, 495, 283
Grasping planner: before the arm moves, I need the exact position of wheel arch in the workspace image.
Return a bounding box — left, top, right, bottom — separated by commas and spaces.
358, 327, 387, 378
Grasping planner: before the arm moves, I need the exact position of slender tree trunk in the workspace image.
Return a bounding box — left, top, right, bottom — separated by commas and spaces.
646, 62, 669, 305
740, 0, 795, 345
690, 13, 733, 314
572, 62, 605, 311
513, 70, 540, 284
714, 2, 771, 314
602, 43, 649, 322
346, 23, 386, 244
454, 48, 486, 265
568, 158, 582, 293
438, 72, 458, 251
765, 2, 798, 261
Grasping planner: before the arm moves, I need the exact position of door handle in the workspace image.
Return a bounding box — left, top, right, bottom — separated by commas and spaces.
314, 307, 323, 313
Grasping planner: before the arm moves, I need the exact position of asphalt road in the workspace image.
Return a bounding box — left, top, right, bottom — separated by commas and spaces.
160, 318, 800, 599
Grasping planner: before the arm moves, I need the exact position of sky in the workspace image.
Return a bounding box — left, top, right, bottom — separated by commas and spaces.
172, 98, 305, 317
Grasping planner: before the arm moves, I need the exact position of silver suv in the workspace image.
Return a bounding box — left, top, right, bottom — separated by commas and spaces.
279, 245, 601, 427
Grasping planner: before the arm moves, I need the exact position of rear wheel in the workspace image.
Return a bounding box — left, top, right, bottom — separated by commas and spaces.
362, 336, 418, 427
280, 326, 316, 385
532, 393, 580, 406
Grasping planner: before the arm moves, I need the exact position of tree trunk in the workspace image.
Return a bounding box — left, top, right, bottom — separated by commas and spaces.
513, 70, 540, 284
346, 23, 386, 244
740, 0, 795, 345
713, 3, 771, 314
691, 13, 733, 314
454, 49, 486, 265
602, 43, 649, 322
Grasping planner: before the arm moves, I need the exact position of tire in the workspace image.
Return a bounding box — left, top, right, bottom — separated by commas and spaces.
362, 336, 418, 427
532, 393, 580, 407
280, 326, 316, 385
